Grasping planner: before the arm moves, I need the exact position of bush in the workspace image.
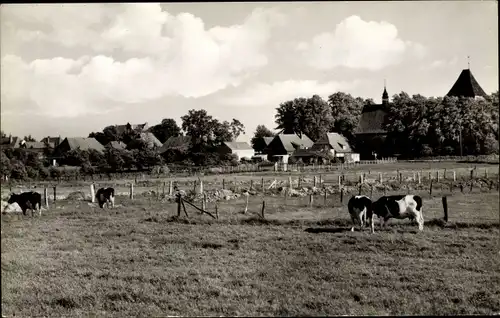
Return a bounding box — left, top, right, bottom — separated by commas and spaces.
26, 166, 39, 179
49, 166, 62, 180
10, 162, 27, 180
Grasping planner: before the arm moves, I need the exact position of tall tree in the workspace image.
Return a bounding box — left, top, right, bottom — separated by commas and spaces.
251, 125, 275, 152
327, 92, 365, 141
149, 118, 182, 144
23, 135, 36, 142
275, 95, 333, 141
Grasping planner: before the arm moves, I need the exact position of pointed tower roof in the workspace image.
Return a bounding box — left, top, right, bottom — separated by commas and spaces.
446, 69, 487, 98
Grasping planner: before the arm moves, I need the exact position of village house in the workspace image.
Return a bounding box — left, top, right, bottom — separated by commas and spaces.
264, 133, 314, 163
158, 136, 192, 154
114, 122, 149, 135
218, 141, 255, 161
0, 135, 21, 149
311, 132, 360, 163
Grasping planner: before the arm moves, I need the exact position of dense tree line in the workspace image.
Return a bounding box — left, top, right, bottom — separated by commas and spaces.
272, 91, 498, 159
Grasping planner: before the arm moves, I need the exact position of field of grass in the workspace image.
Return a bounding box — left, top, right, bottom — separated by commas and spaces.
2, 190, 499, 316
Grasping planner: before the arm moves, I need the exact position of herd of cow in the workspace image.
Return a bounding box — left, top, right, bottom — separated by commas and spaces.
4, 187, 116, 216
4, 187, 424, 233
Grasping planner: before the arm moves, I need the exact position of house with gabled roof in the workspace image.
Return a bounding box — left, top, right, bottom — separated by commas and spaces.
40, 136, 63, 149
54, 137, 105, 156
126, 132, 162, 150
311, 132, 359, 163
0, 135, 21, 149
218, 141, 255, 161
264, 133, 314, 163
158, 136, 192, 154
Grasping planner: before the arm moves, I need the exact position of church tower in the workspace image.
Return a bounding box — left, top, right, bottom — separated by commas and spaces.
382, 80, 389, 105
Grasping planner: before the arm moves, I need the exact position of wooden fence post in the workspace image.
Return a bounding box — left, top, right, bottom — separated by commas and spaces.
313, 176, 317, 188
250, 179, 253, 191
202, 193, 207, 212
177, 194, 181, 217
340, 188, 344, 204
436, 170, 440, 182
417, 172, 421, 184
469, 181, 473, 193
453, 171, 456, 182
198, 180, 203, 194
324, 189, 327, 206
162, 182, 166, 196
442, 196, 448, 222
298, 177, 302, 188
44, 188, 49, 209
130, 183, 134, 200
470, 169, 474, 180
338, 175, 342, 187
215, 202, 219, 220
485, 169, 488, 179
429, 180, 433, 196
460, 184, 464, 193
53, 186, 57, 202
261, 200, 265, 219
358, 184, 362, 195
289, 176, 293, 190
379, 173, 383, 184
90, 184, 95, 203
450, 182, 453, 193
444, 168, 447, 180
309, 194, 314, 207
428, 171, 432, 181
169, 181, 173, 196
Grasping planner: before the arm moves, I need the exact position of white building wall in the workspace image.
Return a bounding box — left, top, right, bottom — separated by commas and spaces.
233, 149, 255, 160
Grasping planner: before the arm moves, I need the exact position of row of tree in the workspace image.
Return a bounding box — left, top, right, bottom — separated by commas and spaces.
272, 91, 499, 158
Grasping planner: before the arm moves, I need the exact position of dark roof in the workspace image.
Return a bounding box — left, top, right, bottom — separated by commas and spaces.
40, 136, 62, 148
115, 123, 148, 135
223, 141, 253, 150
63, 137, 105, 153
158, 136, 191, 153
355, 104, 390, 135
446, 69, 488, 98
292, 148, 332, 159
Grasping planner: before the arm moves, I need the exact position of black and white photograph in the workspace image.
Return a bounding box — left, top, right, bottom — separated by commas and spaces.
1, 1, 499, 316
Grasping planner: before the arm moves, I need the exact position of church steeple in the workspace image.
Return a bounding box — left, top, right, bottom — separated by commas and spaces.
382, 79, 389, 105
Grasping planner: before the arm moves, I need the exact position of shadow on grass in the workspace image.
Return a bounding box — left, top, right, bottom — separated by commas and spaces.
304, 227, 351, 234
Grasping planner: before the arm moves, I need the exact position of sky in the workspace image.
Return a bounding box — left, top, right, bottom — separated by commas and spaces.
1, 1, 498, 143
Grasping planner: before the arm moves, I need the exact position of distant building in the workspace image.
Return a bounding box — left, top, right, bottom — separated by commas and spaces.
158, 136, 192, 154
446, 68, 488, 99
218, 141, 255, 161
54, 137, 105, 156
355, 86, 392, 159
0, 135, 21, 149
114, 122, 149, 135
311, 132, 359, 163
108, 141, 127, 150
40, 136, 63, 149
264, 133, 314, 163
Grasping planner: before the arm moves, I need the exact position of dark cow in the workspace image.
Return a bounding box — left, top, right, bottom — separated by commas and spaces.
7, 191, 42, 217
96, 187, 115, 209
347, 195, 372, 232
370, 195, 424, 232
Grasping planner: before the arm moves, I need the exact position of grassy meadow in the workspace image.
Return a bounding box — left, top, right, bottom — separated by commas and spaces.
2, 188, 499, 316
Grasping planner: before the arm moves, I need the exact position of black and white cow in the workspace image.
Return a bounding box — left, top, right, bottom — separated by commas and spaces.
347, 195, 372, 232
96, 187, 115, 209
7, 191, 42, 217
370, 195, 424, 232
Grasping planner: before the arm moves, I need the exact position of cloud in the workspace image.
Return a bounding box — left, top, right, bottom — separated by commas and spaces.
220, 79, 360, 107
1, 4, 286, 117
421, 56, 459, 70
296, 15, 427, 71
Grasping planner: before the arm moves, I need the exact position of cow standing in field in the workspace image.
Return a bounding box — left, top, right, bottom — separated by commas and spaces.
347, 195, 372, 232
7, 192, 42, 217
370, 195, 424, 233
96, 187, 115, 209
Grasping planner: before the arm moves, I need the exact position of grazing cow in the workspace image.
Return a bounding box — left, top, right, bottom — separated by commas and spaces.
96, 187, 115, 209
370, 195, 424, 232
347, 195, 372, 232
7, 192, 42, 217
